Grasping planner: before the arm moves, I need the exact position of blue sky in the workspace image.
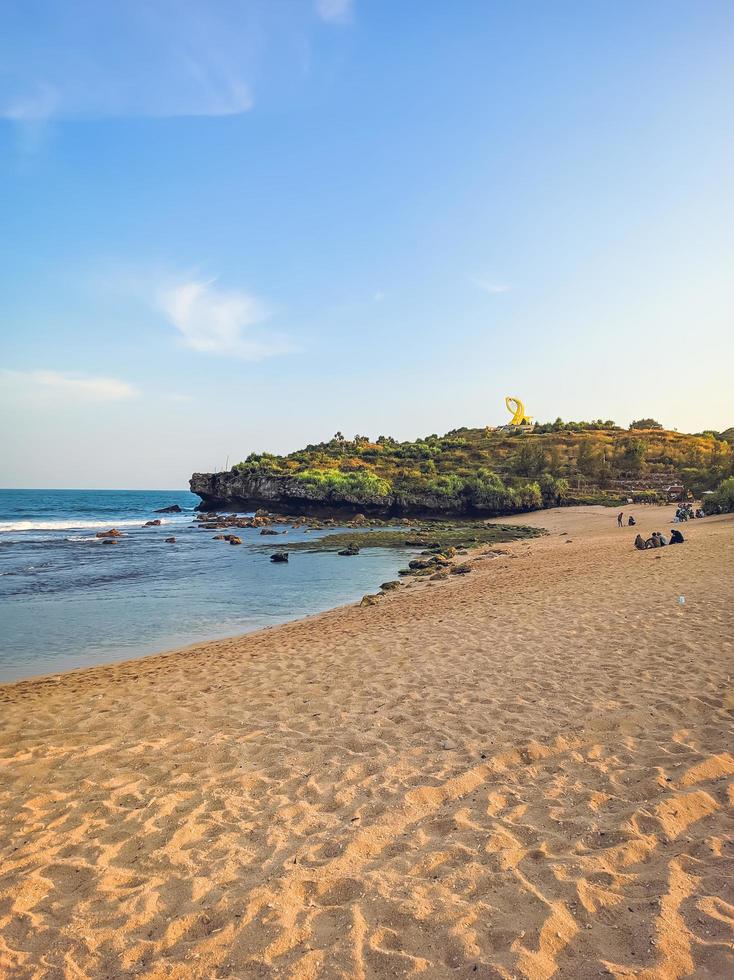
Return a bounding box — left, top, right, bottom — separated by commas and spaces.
2, 0, 733, 488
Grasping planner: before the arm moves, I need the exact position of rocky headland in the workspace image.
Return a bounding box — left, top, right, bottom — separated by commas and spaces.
189, 470, 494, 517
189, 423, 732, 518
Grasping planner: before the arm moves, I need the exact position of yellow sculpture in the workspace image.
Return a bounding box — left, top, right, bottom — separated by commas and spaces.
505, 396, 533, 427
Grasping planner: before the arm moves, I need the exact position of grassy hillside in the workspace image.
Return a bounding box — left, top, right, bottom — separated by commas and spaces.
227, 421, 734, 512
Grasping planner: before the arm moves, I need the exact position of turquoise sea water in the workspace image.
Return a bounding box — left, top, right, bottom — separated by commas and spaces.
0, 489, 412, 683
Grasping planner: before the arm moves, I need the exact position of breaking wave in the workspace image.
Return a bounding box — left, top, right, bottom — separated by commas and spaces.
0, 517, 184, 533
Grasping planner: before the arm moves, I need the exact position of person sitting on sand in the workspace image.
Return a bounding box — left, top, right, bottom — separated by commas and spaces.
617, 512, 624, 527
657, 531, 668, 546
628, 515, 636, 526
649, 532, 661, 547
670, 528, 685, 544
634, 534, 647, 550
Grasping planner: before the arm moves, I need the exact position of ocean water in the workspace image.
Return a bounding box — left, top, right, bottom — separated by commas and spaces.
0, 489, 413, 683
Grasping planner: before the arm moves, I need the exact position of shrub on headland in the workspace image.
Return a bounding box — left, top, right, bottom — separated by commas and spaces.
629, 418, 663, 430
294, 469, 392, 502
703, 477, 734, 515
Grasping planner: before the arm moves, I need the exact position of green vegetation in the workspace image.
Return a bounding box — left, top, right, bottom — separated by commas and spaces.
231, 420, 734, 513
703, 477, 734, 514
296, 468, 391, 501
629, 418, 663, 430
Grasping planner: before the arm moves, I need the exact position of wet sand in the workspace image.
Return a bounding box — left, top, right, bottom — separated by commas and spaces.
1, 505, 733, 978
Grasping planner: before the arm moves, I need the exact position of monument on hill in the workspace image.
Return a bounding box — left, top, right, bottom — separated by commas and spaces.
504, 396, 534, 429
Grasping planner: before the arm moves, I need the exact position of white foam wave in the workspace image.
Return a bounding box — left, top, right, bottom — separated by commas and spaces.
0, 516, 180, 533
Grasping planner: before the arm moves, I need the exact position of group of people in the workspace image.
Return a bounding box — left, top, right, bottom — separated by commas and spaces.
674, 504, 704, 521
619, 504, 705, 529
634, 528, 685, 549
619, 505, 688, 551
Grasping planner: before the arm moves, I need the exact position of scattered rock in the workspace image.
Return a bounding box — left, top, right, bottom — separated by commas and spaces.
450, 563, 472, 575
338, 543, 360, 556
96, 529, 122, 538
144, 519, 162, 527
430, 571, 449, 580
260, 528, 279, 535
165, 536, 176, 543
101, 538, 117, 545
270, 552, 289, 563
408, 558, 435, 570
155, 504, 182, 513
441, 739, 457, 750
380, 581, 401, 591
360, 594, 380, 606
227, 536, 243, 545
213, 535, 226, 540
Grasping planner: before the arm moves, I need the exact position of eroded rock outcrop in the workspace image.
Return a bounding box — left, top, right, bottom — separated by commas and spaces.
190, 471, 480, 517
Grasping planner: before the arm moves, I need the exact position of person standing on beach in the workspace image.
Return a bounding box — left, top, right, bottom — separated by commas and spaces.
617, 512, 624, 527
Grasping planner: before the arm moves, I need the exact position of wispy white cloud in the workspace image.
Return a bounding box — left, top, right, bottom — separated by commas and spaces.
157, 279, 291, 360
316, 0, 353, 25
472, 277, 512, 295
0, 5, 257, 121
0, 370, 139, 401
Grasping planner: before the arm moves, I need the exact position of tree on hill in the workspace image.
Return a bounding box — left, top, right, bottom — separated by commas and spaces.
511, 441, 547, 478
616, 438, 647, 476
629, 418, 663, 430
576, 440, 599, 477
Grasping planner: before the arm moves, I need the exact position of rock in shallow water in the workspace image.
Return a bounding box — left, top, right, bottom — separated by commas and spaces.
270, 552, 289, 563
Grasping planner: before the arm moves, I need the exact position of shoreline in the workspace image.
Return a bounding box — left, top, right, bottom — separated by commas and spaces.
0, 514, 539, 688
0, 504, 719, 694
0, 503, 704, 693
1, 504, 732, 977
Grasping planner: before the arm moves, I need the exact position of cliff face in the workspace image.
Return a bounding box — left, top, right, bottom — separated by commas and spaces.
190, 471, 474, 516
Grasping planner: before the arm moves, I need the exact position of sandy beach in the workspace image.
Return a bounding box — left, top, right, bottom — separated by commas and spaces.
1, 504, 732, 979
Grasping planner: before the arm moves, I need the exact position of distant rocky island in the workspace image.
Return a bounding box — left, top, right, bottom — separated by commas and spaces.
190, 421, 734, 517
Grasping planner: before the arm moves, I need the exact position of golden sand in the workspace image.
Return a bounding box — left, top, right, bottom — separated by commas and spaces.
1, 505, 733, 978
